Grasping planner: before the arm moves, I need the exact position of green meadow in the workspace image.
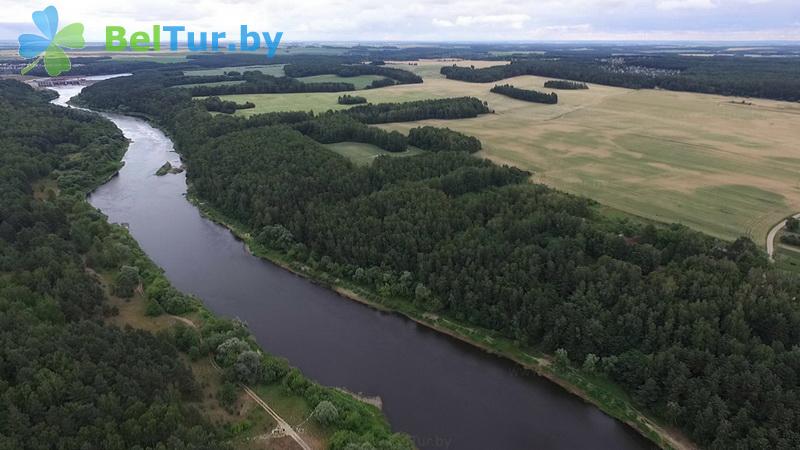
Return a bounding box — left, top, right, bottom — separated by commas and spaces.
323, 142, 423, 166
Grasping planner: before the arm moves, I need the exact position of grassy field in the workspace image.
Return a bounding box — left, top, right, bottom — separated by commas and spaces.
297, 74, 386, 89
775, 246, 800, 273
209, 59, 800, 242
323, 142, 423, 166
184, 64, 286, 77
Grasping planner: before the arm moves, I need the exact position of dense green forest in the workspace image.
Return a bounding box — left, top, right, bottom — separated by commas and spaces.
0, 79, 413, 450
490, 84, 558, 104
0, 80, 226, 449
77, 69, 800, 449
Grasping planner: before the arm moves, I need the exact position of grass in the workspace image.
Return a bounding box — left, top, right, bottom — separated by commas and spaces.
323, 142, 423, 166
184, 64, 286, 77
297, 74, 386, 89
775, 245, 800, 274
208, 59, 800, 242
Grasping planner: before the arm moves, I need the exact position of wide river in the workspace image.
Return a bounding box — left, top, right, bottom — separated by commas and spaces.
53, 81, 652, 450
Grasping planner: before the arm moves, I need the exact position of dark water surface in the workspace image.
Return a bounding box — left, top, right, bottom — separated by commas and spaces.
53, 83, 653, 450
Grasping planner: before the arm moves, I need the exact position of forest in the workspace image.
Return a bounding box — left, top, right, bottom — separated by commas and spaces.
490, 84, 558, 104
0, 80, 226, 449
0, 79, 413, 450
76, 69, 800, 449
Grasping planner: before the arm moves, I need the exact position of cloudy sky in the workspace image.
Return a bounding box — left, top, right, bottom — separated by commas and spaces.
0, 0, 798, 42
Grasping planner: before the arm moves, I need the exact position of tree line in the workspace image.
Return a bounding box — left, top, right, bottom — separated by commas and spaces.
490, 84, 558, 104
343, 97, 490, 123
283, 62, 423, 85
189, 71, 356, 96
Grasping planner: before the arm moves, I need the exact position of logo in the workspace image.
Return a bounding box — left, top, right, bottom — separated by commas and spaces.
17, 6, 283, 77
18, 6, 85, 76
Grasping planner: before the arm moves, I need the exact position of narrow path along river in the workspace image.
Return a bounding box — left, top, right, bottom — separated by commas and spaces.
53, 82, 654, 450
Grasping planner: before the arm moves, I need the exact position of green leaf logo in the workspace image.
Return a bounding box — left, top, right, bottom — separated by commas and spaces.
18, 6, 85, 76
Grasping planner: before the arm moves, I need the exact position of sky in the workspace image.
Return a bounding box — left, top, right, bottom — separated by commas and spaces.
0, 0, 798, 42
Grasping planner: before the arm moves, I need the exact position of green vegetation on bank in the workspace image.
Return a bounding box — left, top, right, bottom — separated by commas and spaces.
0, 79, 412, 450
0, 79, 224, 449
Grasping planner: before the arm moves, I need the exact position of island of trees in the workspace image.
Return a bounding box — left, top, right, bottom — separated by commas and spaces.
338, 94, 367, 105
544, 80, 589, 90
408, 126, 482, 153
490, 84, 558, 104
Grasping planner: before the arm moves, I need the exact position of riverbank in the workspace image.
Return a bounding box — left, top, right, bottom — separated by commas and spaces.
188, 191, 695, 450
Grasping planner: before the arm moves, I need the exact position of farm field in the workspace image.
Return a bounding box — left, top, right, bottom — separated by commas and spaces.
210, 60, 800, 242
323, 142, 423, 165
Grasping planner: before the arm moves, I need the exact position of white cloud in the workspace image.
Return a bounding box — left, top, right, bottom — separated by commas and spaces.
432, 18, 455, 27
454, 14, 531, 28
657, 0, 717, 10
433, 14, 531, 29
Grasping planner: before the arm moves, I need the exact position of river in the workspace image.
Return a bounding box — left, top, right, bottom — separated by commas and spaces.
52, 81, 653, 450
